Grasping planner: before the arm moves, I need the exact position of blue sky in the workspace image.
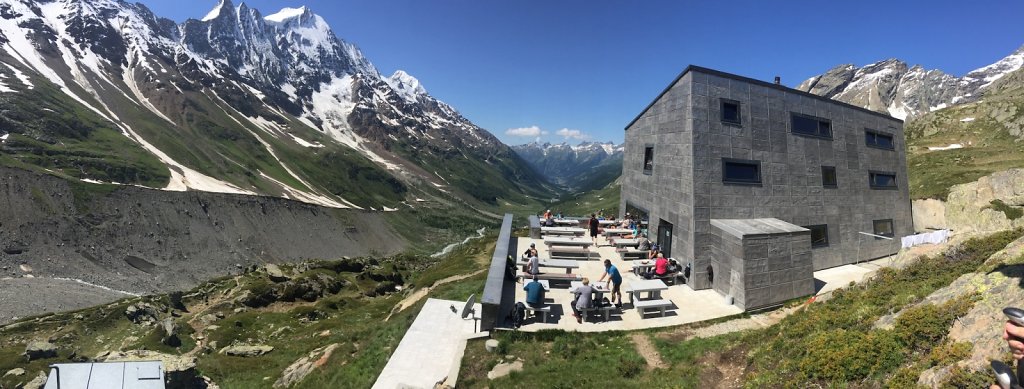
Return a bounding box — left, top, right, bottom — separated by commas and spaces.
137, 0, 1024, 146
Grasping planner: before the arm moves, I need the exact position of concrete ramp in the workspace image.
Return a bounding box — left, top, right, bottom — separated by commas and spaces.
373, 298, 485, 389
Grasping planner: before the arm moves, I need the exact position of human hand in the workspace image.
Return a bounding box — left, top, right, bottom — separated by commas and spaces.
1004, 320, 1024, 360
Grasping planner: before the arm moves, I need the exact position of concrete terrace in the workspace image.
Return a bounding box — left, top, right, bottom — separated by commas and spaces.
512, 233, 892, 332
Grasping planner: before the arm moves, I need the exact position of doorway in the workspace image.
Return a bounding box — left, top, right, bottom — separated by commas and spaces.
657, 219, 673, 257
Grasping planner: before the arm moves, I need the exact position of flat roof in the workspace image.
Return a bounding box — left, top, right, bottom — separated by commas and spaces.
625, 65, 904, 131
711, 218, 809, 239
44, 361, 165, 389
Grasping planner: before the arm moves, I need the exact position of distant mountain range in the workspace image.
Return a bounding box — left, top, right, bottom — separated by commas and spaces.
512, 141, 623, 192
0, 0, 551, 208
797, 44, 1024, 120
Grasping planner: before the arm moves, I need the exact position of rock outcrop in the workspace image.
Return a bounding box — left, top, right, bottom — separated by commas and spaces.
23, 341, 57, 361
220, 344, 274, 357
945, 169, 1024, 232
274, 343, 338, 388
911, 199, 946, 232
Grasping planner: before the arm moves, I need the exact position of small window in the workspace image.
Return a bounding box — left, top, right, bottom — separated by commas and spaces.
643, 146, 654, 174
721, 99, 741, 125
821, 166, 837, 188
722, 158, 761, 185
865, 130, 895, 150
805, 224, 829, 248
869, 171, 898, 189
873, 219, 894, 239
791, 113, 833, 139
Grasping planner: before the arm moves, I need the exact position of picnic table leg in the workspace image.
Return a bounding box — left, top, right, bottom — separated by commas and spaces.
604, 309, 610, 321
541, 311, 547, 323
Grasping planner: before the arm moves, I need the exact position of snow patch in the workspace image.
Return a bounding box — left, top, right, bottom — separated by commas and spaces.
201, 0, 228, 22
927, 144, 964, 151
264, 6, 307, 23
0, 133, 8, 143
3, 63, 32, 89
960, 117, 975, 122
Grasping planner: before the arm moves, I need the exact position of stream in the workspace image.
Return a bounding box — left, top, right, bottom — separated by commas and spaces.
430, 227, 487, 258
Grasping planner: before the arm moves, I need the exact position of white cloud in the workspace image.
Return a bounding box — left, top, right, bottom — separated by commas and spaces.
505, 125, 545, 137
556, 128, 589, 140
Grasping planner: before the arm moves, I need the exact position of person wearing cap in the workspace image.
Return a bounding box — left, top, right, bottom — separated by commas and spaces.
542, 209, 553, 220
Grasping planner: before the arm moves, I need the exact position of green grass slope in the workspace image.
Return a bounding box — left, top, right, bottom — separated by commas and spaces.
906, 67, 1024, 200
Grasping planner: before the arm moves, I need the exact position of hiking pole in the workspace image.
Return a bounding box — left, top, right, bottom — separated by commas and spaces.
993, 307, 1024, 389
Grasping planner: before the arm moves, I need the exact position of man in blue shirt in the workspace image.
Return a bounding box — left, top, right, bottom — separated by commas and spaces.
523, 275, 545, 308
598, 259, 623, 307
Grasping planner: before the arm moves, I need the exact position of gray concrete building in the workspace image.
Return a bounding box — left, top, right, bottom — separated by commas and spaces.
620, 66, 911, 310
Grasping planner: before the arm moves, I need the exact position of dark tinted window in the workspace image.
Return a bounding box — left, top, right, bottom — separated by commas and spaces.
873, 219, 894, 238
805, 224, 829, 248
722, 158, 761, 184
866, 130, 895, 150
869, 171, 897, 189
791, 113, 832, 139
822, 166, 837, 188
643, 146, 654, 173
721, 99, 741, 125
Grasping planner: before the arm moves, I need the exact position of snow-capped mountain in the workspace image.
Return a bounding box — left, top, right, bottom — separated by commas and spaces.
797, 44, 1024, 120
513, 141, 623, 191
0, 0, 546, 208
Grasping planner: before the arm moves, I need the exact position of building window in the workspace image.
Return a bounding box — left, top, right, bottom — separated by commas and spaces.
642, 146, 654, 174
821, 166, 837, 188
873, 219, 894, 239
805, 224, 829, 248
721, 99, 741, 125
865, 130, 895, 150
791, 113, 833, 139
722, 158, 761, 185
869, 171, 898, 189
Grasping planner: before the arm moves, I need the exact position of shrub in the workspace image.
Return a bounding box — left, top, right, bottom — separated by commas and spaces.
894, 295, 977, 352
616, 354, 645, 378
927, 341, 973, 367
988, 199, 1023, 220
797, 328, 905, 382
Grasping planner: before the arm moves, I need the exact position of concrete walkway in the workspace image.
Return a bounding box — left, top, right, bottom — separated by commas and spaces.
373, 298, 486, 389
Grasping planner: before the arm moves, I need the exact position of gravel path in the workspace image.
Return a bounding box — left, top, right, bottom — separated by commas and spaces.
0, 277, 133, 324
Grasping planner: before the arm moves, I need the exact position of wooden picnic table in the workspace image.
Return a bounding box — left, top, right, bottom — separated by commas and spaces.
541, 226, 586, 236
611, 238, 641, 248
543, 236, 593, 248
602, 228, 633, 237
626, 279, 668, 304
518, 258, 581, 274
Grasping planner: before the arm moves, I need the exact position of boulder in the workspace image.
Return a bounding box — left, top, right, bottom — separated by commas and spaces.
911, 199, 946, 231
265, 264, 289, 282
24, 341, 57, 361
125, 302, 160, 324
3, 367, 25, 377
485, 339, 500, 352
945, 169, 1024, 232
273, 344, 338, 388
23, 371, 47, 389
161, 318, 181, 347
220, 344, 274, 357
487, 360, 523, 380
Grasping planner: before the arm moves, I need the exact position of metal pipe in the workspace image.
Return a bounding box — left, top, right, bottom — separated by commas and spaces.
857, 231, 893, 240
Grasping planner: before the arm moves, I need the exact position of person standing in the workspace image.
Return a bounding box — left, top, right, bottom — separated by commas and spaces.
572, 277, 594, 323
589, 213, 600, 246
598, 259, 623, 307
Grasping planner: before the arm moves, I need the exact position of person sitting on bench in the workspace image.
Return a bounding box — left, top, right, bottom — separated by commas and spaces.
645, 253, 670, 279
523, 275, 545, 308
571, 277, 594, 324
524, 244, 540, 274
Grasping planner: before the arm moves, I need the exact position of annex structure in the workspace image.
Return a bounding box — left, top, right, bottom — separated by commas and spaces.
620, 66, 912, 310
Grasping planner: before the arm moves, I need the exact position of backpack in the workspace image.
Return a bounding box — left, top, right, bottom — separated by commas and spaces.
510, 302, 526, 328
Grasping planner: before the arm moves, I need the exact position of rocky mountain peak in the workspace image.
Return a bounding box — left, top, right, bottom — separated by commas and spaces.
798, 44, 1024, 120
386, 70, 427, 103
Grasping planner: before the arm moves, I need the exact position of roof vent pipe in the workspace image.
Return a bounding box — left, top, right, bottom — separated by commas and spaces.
774, 76, 781, 85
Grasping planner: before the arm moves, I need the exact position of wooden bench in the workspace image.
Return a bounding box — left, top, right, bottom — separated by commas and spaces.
579, 305, 616, 322
523, 304, 551, 323
634, 299, 674, 318
549, 245, 592, 260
